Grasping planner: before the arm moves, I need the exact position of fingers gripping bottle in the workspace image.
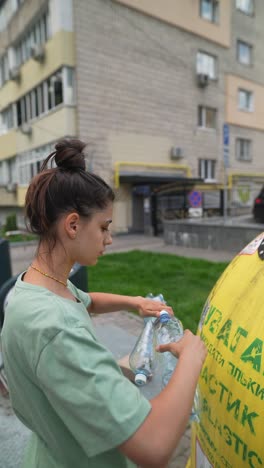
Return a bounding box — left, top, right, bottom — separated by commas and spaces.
154, 311, 200, 422
129, 317, 157, 386
154, 311, 184, 387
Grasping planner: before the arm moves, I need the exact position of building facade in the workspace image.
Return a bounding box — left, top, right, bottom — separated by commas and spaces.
0, 0, 263, 233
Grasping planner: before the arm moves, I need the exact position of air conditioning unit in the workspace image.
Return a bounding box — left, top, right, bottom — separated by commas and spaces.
9, 66, 21, 81
20, 123, 32, 135
197, 73, 209, 88
30, 43, 45, 62
170, 147, 183, 160
6, 182, 17, 193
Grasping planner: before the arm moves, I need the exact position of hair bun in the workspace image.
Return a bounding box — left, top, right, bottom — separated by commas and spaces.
54, 139, 86, 171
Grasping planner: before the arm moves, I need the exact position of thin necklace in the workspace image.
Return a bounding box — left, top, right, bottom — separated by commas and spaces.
30, 264, 68, 287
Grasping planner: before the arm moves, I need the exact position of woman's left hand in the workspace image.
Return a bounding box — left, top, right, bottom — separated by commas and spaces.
134, 296, 174, 318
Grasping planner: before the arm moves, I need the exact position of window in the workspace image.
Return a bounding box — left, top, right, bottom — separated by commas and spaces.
0, 106, 14, 135
199, 159, 216, 180
236, 0, 254, 15
198, 106, 217, 129
236, 138, 252, 161
0, 53, 9, 87
237, 40, 252, 65
0, 0, 23, 32
200, 0, 218, 23
196, 51, 216, 79
238, 89, 253, 111
17, 143, 53, 184
15, 11, 50, 67
15, 67, 67, 126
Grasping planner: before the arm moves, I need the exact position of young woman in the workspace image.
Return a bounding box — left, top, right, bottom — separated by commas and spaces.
1, 139, 206, 468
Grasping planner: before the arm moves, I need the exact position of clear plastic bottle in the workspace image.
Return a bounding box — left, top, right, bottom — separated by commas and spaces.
146, 292, 166, 304
154, 310, 183, 387
154, 310, 200, 422
129, 317, 157, 386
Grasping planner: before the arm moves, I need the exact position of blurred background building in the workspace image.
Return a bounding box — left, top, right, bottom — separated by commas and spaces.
0, 0, 263, 233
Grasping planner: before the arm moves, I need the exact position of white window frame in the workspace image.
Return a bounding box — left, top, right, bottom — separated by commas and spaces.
15, 67, 68, 126
200, 0, 219, 23
0, 105, 14, 135
236, 0, 254, 15
0, 0, 23, 32
236, 138, 252, 161
14, 10, 50, 67
62, 67, 75, 105
198, 106, 217, 129
199, 159, 216, 181
196, 51, 216, 79
238, 89, 254, 112
237, 40, 252, 65
17, 143, 53, 185
0, 52, 9, 88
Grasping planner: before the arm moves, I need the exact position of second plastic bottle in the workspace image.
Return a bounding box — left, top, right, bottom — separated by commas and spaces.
154, 310, 200, 422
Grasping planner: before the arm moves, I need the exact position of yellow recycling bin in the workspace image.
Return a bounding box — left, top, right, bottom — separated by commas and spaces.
189, 233, 264, 468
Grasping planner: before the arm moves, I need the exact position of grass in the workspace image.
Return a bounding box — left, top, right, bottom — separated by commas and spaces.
0, 229, 37, 243
88, 250, 228, 333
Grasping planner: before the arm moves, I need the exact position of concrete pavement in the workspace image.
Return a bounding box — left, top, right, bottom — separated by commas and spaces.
9, 233, 236, 276
1, 234, 237, 468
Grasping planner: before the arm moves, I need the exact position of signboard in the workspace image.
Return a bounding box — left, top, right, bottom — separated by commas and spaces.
223, 123, 229, 169
223, 123, 230, 146
188, 191, 202, 208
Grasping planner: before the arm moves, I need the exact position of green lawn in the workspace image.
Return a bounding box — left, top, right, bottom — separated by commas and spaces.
88, 250, 228, 333
0, 229, 37, 243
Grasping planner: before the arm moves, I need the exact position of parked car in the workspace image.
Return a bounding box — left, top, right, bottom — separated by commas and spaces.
253, 188, 264, 222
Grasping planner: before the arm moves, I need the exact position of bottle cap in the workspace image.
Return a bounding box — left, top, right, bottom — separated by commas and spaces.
159, 310, 171, 323
135, 373, 147, 386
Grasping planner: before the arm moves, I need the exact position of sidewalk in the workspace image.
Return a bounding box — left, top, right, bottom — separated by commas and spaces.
2, 234, 237, 467
9, 233, 236, 276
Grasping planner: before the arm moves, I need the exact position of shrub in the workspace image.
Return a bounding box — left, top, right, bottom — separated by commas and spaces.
4, 213, 18, 233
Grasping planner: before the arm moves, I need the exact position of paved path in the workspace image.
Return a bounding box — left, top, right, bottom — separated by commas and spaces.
9, 234, 235, 276
1, 234, 237, 467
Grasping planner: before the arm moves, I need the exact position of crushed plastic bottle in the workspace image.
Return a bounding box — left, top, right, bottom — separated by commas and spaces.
129, 317, 157, 386
154, 310, 200, 422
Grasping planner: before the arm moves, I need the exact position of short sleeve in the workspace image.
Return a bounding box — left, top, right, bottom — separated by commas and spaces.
67, 281, 91, 309
36, 326, 151, 458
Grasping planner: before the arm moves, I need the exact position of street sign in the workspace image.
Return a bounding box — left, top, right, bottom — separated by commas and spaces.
223, 123, 229, 147
223, 123, 229, 168
188, 191, 202, 208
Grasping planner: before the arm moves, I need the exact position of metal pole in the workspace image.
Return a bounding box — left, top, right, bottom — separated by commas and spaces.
222, 124, 229, 224
223, 168, 228, 224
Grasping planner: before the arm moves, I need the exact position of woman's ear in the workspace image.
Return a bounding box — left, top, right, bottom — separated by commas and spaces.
64, 212, 80, 239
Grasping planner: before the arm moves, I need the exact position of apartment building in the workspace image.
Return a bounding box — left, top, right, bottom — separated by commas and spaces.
0, 0, 263, 233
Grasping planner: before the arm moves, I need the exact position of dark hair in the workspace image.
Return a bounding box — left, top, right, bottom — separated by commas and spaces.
25, 139, 115, 247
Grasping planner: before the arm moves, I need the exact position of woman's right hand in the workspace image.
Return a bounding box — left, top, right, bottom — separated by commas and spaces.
156, 329, 207, 369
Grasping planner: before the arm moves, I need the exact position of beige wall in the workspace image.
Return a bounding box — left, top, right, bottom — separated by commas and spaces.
17, 186, 28, 207
0, 31, 75, 110
110, 132, 173, 164
0, 106, 77, 160
113, 184, 132, 232
0, 130, 17, 160
0, 186, 17, 206
226, 75, 264, 131
109, 132, 191, 188
114, 0, 231, 47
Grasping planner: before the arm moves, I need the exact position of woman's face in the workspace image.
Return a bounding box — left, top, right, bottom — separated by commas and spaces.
74, 203, 113, 266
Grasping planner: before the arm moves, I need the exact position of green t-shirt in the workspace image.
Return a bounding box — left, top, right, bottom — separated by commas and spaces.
1, 274, 151, 468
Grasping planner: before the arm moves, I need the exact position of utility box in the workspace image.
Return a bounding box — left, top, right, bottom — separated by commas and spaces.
0, 239, 12, 288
